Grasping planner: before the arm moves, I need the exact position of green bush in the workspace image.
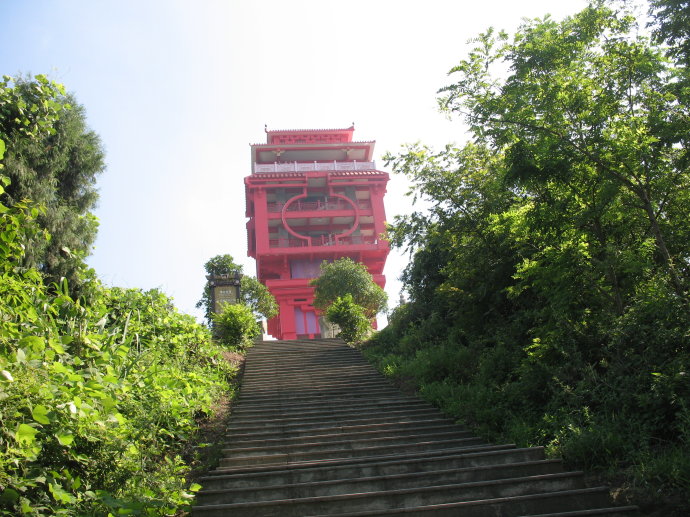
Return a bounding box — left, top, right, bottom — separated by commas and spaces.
325, 294, 372, 345
212, 303, 261, 350
311, 258, 387, 319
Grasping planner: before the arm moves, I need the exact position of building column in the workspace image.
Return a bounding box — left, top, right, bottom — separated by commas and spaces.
279, 299, 297, 340
370, 184, 387, 242
253, 188, 269, 253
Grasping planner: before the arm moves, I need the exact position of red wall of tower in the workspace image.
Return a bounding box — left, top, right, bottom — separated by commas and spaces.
245, 128, 390, 340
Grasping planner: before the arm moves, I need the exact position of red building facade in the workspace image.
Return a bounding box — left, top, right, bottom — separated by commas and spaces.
245, 126, 390, 340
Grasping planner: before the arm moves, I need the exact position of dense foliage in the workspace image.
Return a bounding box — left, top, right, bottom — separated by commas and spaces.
0, 75, 236, 515
311, 258, 387, 319
0, 185, 235, 515
212, 303, 262, 351
0, 74, 65, 147
325, 294, 372, 345
1, 75, 105, 291
239, 275, 279, 321
363, 2, 690, 512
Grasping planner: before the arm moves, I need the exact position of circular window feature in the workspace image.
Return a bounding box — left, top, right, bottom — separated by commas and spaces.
282, 194, 359, 244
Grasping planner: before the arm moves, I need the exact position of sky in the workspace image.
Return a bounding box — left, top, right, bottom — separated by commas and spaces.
1, 0, 588, 324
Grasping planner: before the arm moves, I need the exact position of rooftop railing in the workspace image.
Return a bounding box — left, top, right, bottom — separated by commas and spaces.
254, 160, 376, 174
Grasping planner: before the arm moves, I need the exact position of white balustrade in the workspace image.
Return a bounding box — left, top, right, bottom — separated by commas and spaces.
253, 161, 376, 174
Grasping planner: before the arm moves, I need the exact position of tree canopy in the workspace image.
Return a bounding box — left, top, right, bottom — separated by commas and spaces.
310, 258, 387, 319
1, 75, 105, 289
649, 0, 690, 64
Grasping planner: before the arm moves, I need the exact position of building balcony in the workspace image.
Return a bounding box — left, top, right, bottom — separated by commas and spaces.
268, 235, 382, 249
254, 160, 376, 174
267, 199, 372, 213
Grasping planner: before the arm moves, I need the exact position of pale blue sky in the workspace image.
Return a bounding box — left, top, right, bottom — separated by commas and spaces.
1, 0, 587, 321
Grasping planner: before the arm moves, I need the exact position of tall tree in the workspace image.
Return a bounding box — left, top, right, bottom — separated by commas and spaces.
368, 3, 690, 509
1, 76, 105, 289
438, 4, 690, 299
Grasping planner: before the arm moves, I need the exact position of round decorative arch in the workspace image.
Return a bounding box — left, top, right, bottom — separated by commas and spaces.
281, 193, 360, 245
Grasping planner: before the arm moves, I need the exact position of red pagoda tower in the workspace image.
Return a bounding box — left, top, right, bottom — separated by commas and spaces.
245, 126, 390, 340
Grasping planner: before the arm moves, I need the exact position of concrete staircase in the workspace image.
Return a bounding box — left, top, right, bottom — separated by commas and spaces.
193, 339, 637, 516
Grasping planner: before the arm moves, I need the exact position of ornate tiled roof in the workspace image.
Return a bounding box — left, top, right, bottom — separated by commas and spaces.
249, 140, 374, 147
264, 126, 354, 133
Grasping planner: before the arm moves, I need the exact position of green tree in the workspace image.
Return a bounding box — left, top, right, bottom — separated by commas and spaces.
0, 74, 66, 155
325, 294, 372, 345
196, 254, 244, 323
649, 0, 690, 64
196, 254, 277, 323
1, 75, 105, 289
366, 3, 690, 509
438, 4, 690, 298
240, 275, 278, 320
310, 258, 387, 319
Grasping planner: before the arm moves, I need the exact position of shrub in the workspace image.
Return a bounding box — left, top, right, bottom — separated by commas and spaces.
325, 294, 372, 345
311, 258, 387, 318
212, 303, 261, 350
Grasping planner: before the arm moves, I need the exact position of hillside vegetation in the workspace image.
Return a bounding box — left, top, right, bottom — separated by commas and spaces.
0, 196, 236, 515
364, 1, 690, 513
0, 77, 237, 515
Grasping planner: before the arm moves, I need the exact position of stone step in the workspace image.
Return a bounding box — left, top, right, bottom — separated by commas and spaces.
224, 417, 463, 442
198, 459, 564, 502
225, 416, 460, 437
241, 374, 385, 385
237, 389, 411, 400
244, 356, 369, 365
235, 387, 401, 404
232, 400, 438, 418
221, 429, 478, 457
244, 363, 379, 372
203, 445, 539, 489
226, 406, 443, 430
193, 340, 637, 516
211, 444, 522, 476
523, 509, 640, 517
230, 394, 427, 413
224, 422, 468, 448
245, 355, 361, 364
237, 382, 399, 395
238, 379, 396, 394
219, 435, 486, 468
193, 471, 588, 516
241, 378, 387, 389
305, 489, 636, 517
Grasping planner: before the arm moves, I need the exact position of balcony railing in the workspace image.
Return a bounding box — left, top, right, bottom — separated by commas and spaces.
267, 199, 371, 213
269, 238, 309, 248
254, 160, 376, 174
268, 235, 379, 248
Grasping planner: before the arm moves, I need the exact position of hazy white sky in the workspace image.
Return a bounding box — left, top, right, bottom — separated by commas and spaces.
1, 0, 587, 322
